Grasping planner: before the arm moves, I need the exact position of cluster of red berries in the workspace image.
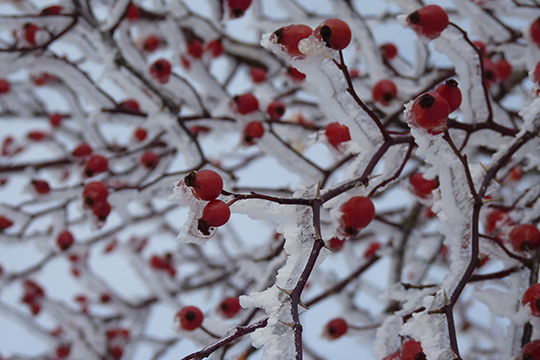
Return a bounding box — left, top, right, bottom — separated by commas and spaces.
184, 170, 230, 235
472, 40, 512, 88
272, 18, 352, 58
340, 196, 376, 236
105, 328, 130, 360
21, 279, 45, 315
83, 181, 111, 222
150, 253, 176, 277
408, 79, 462, 134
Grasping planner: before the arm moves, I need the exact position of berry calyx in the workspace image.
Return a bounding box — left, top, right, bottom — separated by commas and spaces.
531, 18, 540, 48
0, 79, 10, 94
510, 224, 540, 252
57, 230, 74, 251
0, 216, 14, 230
134, 127, 147, 142
372, 79, 397, 106
328, 237, 345, 251
149, 59, 172, 84
199, 200, 231, 232
72, 143, 93, 157
341, 196, 376, 236
83, 181, 108, 207
32, 180, 50, 194
324, 318, 348, 340
409, 173, 437, 198
184, 170, 223, 201
187, 39, 204, 59
272, 24, 312, 57
243, 121, 265, 145
325, 122, 351, 150
408, 92, 449, 135
143, 35, 160, 52
177, 306, 204, 331
314, 19, 352, 50
49, 113, 62, 127
84, 155, 109, 177
250, 67, 267, 83
402, 339, 425, 360
407, 5, 449, 39
233, 93, 259, 115
435, 79, 462, 113
141, 151, 160, 169
120, 99, 140, 112
523, 284, 540, 317
218, 296, 241, 318
267, 101, 286, 120
518, 340, 540, 360
228, 0, 252, 18
381, 43, 398, 60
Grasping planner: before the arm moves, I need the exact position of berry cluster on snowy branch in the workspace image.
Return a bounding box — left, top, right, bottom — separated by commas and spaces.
1, 0, 540, 360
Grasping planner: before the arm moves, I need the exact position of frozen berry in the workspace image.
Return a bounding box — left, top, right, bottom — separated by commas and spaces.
402, 339, 425, 360
408, 92, 449, 134
314, 19, 352, 50
200, 200, 230, 227
126, 4, 140, 21
23, 23, 41, 46
32, 180, 50, 194
141, 151, 159, 169
510, 224, 540, 252
84, 155, 108, 177
206, 39, 223, 57
83, 181, 108, 207
143, 35, 160, 52
435, 79, 462, 113
407, 5, 449, 39
184, 169, 223, 201
72, 143, 93, 157
250, 67, 267, 83
187, 39, 204, 59
177, 306, 204, 331
372, 79, 397, 106
341, 196, 375, 236
149, 59, 172, 84
119, 99, 140, 112
41, 6, 64, 15
243, 121, 265, 145
518, 340, 540, 360
92, 201, 111, 221
287, 66, 306, 82
57, 230, 74, 251
410, 173, 437, 198
49, 113, 62, 127
218, 296, 241, 318
267, 101, 286, 120
381, 43, 398, 60
272, 24, 312, 57
228, 0, 252, 18
325, 122, 351, 150
325, 318, 348, 340
523, 284, 540, 317
496, 59, 512, 81
328, 237, 345, 251
364, 241, 381, 258
233, 93, 259, 115
134, 127, 147, 142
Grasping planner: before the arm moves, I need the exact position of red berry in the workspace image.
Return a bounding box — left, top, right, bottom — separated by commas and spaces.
27, 131, 48, 141
126, 4, 140, 21
84, 155, 108, 177
496, 59, 512, 81
141, 151, 159, 169
410, 173, 437, 198
531, 18, 540, 48
57, 230, 74, 251
267, 101, 286, 120
143, 35, 160, 52
108, 346, 123, 360
23, 23, 40, 46
120, 99, 140, 112
381, 43, 398, 60
49, 113, 62, 127
149, 59, 172, 84
523, 284, 540, 316
325, 122, 351, 150
314, 19, 352, 51
372, 79, 397, 106
134, 127, 147, 142
402, 339, 425, 360
328, 237, 345, 251
518, 340, 540, 360
187, 40, 204, 59
100, 292, 112, 303
364, 241, 381, 258
510, 224, 540, 252
483, 58, 499, 89
56, 345, 70, 359
409, 92, 449, 134
72, 143, 93, 157
472, 41, 486, 57
228, 0, 252, 18
243, 121, 265, 145
200, 200, 230, 227
287, 66, 306, 82
92, 201, 111, 221
250, 67, 267, 83
32, 179, 50, 194
341, 196, 376, 236
485, 209, 510, 235
0, 216, 13, 230
0, 79, 9, 94
184, 170, 223, 201
83, 181, 108, 207
177, 306, 204, 331
28, 301, 41, 315
233, 93, 259, 115
218, 296, 241, 318
407, 5, 449, 39
325, 318, 348, 340
41, 5, 64, 15
22, 280, 45, 303
507, 166, 523, 182
206, 39, 223, 57
150, 254, 169, 270
435, 79, 462, 113
272, 24, 312, 57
